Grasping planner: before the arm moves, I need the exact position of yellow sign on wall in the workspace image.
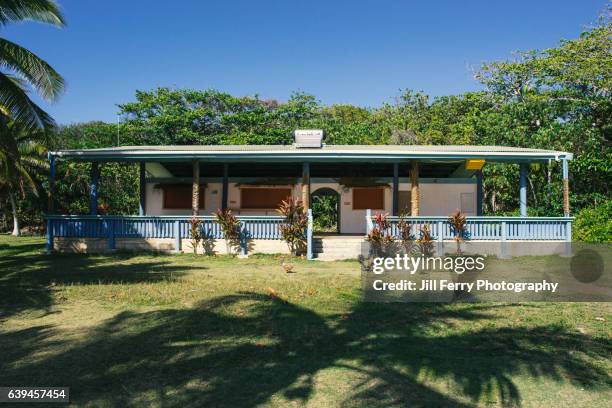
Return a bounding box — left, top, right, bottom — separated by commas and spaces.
465, 159, 485, 170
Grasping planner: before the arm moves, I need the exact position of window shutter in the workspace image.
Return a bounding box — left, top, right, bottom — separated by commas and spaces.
162, 184, 205, 209
353, 187, 384, 210
241, 188, 292, 209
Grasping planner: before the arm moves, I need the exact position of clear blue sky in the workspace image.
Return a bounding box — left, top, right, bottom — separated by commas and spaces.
4, 0, 606, 124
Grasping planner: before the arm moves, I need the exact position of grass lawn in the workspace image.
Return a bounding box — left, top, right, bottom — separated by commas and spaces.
0, 236, 610, 407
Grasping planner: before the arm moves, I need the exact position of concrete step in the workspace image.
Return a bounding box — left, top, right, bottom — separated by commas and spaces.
312, 240, 364, 246
312, 245, 363, 248
311, 237, 365, 259
313, 246, 363, 251
313, 248, 363, 253
313, 253, 359, 261
311, 236, 366, 260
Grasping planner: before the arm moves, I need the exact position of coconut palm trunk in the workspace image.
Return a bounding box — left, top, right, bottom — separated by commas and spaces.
8, 191, 19, 236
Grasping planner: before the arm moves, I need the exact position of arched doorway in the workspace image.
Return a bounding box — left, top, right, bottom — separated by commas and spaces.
311, 187, 340, 234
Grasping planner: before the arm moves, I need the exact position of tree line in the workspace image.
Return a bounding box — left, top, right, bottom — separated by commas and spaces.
0, 3, 610, 241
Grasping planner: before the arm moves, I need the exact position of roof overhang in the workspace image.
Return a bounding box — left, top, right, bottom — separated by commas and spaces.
50, 145, 574, 163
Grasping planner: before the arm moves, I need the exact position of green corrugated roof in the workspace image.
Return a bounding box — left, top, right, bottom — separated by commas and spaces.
51, 144, 573, 162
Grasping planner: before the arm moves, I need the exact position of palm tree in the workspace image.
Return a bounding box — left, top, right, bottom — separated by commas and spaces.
0, 0, 65, 131
0, 1, 64, 234
0, 120, 48, 235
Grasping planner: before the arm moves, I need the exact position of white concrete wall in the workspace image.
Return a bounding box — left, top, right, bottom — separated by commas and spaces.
54, 238, 570, 258
145, 181, 477, 233
311, 182, 476, 234
53, 237, 291, 254
145, 182, 223, 216
145, 182, 300, 216
325, 183, 393, 234
406, 182, 477, 217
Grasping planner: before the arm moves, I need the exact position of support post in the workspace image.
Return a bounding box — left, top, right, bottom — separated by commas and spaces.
222, 163, 229, 210
139, 162, 146, 215
392, 163, 399, 216
562, 159, 570, 217
519, 163, 527, 217
410, 160, 419, 216
48, 153, 55, 214
476, 170, 483, 216
192, 160, 200, 216
175, 220, 182, 253
302, 163, 310, 211
307, 208, 313, 260
239, 223, 248, 257
90, 162, 99, 215
562, 158, 572, 255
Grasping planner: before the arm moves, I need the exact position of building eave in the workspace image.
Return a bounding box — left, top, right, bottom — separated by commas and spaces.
50, 145, 573, 162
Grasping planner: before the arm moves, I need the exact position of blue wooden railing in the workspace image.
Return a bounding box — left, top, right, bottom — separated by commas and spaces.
46, 213, 573, 257
365, 212, 573, 242
45, 215, 286, 252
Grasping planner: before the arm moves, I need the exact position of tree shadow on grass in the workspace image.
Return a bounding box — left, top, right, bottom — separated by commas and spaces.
1, 293, 609, 407
0, 240, 199, 318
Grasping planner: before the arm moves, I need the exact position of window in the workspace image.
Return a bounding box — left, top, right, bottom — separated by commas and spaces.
241, 188, 292, 209
353, 187, 384, 210
162, 184, 205, 209
398, 191, 412, 215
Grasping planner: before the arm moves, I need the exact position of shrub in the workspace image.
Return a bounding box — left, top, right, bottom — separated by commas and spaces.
448, 210, 467, 254
416, 224, 435, 256
189, 218, 203, 254
573, 200, 612, 243
366, 213, 394, 256
397, 216, 415, 254
277, 199, 307, 256
214, 209, 242, 255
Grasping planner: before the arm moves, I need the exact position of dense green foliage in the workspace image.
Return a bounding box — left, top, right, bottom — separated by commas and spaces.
311, 193, 339, 233
50, 122, 139, 216
1, 19, 610, 241
573, 199, 612, 243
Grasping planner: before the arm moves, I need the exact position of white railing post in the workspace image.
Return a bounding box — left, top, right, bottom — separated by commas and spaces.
436, 220, 444, 256
500, 221, 508, 258
174, 220, 182, 253
366, 209, 372, 234
307, 209, 313, 260
565, 219, 572, 257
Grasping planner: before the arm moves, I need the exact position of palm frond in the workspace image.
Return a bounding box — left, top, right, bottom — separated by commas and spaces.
0, 71, 56, 130
17, 138, 46, 155
0, 0, 65, 27
0, 118, 47, 197
13, 160, 37, 195
0, 38, 65, 101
